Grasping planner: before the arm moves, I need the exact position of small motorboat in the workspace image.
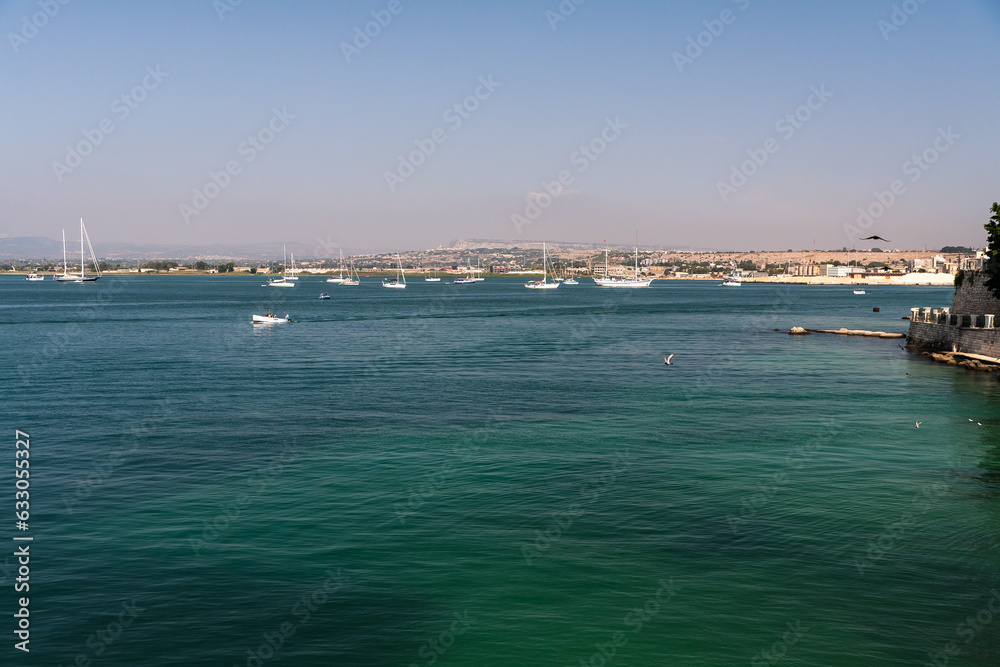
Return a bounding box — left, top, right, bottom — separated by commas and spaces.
319, 292, 331, 299
25, 273, 45, 281
853, 289, 866, 295
453, 278, 476, 284
563, 278, 579, 285
252, 313, 290, 324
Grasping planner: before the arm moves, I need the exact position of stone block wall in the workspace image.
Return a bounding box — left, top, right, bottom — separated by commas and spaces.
952, 271, 1000, 314
907, 320, 1000, 358
907, 271, 1000, 359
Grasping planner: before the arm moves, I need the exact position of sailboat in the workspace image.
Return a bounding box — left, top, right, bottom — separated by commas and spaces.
593, 232, 653, 288
327, 250, 347, 284
55, 219, 101, 283
473, 259, 485, 281
424, 265, 441, 282
265, 245, 296, 287
524, 243, 559, 290
453, 257, 478, 284
382, 254, 407, 289
341, 260, 360, 286
286, 252, 299, 280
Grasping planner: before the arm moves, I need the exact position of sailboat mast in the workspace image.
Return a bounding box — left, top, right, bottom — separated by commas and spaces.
62, 229, 67, 275
635, 230, 638, 280
80, 219, 85, 278
543, 243, 547, 282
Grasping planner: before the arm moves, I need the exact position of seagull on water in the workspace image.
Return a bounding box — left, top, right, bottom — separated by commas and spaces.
915, 422, 922, 428
664, 354, 674, 365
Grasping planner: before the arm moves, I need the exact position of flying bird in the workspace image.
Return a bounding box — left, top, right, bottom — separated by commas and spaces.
915, 422, 922, 428
664, 354, 674, 365
860, 235, 891, 242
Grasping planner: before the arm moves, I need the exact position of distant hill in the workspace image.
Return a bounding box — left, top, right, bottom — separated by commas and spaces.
0, 236, 63, 259
0, 236, 717, 261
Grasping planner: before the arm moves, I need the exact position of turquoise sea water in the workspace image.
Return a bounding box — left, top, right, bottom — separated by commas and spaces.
2, 276, 998, 666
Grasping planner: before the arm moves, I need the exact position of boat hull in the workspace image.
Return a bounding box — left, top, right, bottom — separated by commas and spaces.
252, 314, 289, 324
594, 278, 653, 288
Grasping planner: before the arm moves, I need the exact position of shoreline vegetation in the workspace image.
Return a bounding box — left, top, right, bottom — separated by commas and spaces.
4, 271, 957, 286
3, 246, 972, 285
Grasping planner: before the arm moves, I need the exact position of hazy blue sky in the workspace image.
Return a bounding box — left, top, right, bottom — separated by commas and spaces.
1, 0, 998, 254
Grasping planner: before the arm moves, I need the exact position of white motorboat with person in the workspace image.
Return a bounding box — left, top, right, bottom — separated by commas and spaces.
252, 313, 290, 324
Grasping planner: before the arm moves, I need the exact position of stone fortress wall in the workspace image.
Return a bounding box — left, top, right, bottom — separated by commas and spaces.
906, 271, 1000, 359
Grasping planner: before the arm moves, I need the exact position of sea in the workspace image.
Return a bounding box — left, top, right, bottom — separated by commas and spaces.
2, 276, 998, 667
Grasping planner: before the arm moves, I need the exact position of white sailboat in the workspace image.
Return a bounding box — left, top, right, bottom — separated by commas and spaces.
55, 219, 101, 283
382, 254, 407, 289
265, 245, 296, 287
327, 250, 347, 284
593, 232, 653, 288
525, 243, 559, 290
453, 257, 478, 284
341, 260, 360, 286
286, 252, 299, 280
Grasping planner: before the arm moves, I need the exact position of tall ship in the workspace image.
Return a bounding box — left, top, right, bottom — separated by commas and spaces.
593, 232, 653, 288
55, 219, 101, 283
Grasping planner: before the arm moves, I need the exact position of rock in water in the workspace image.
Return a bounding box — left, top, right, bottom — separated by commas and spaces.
789, 327, 810, 335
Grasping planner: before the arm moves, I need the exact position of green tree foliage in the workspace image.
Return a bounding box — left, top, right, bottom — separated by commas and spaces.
983, 202, 1000, 298
218, 262, 236, 273
142, 260, 178, 271
194, 261, 208, 271
941, 246, 975, 254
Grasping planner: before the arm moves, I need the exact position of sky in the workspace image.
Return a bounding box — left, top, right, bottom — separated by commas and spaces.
1, 0, 998, 256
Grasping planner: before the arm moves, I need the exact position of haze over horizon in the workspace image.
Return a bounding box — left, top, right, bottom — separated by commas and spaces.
2, 0, 998, 255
